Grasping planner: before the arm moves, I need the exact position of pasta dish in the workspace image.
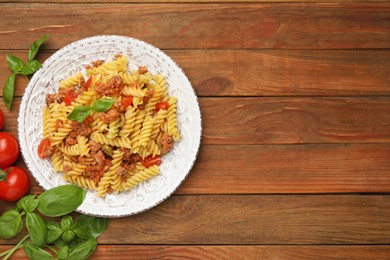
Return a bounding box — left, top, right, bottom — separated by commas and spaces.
37, 54, 181, 197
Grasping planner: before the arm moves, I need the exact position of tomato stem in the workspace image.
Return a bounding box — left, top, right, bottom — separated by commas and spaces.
0, 168, 11, 183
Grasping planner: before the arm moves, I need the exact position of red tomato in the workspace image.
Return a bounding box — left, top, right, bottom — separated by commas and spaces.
38, 138, 51, 159
0, 166, 30, 201
155, 102, 169, 112
84, 76, 93, 90
0, 108, 4, 130
122, 96, 134, 108
0, 132, 19, 168
141, 155, 162, 168
64, 91, 77, 106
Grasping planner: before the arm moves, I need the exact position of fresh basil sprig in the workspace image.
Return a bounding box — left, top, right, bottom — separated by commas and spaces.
0, 185, 108, 260
2, 34, 49, 110
68, 98, 116, 123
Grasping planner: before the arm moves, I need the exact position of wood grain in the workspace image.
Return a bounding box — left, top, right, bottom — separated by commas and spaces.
1, 50, 389, 97
3, 195, 389, 245
2, 0, 389, 3
0, 4, 389, 50
13, 143, 390, 194
200, 97, 390, 144
2, 97, 390, 144
1, 245, 389, 260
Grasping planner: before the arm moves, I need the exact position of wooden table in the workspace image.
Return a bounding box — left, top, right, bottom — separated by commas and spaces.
1, 0, 390, 259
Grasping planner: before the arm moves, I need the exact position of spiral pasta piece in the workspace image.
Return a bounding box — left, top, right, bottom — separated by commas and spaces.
87, 56, 128, 76
91, 132, 132, 149
50, 123, 72, 146
64, 175, 97, 190
167, 97, 180, 141
122, 165, 160, 191
119, 107, 137, 138
59, 72, 83, 90
97, 150, 124, 197
138, 116, 154, 147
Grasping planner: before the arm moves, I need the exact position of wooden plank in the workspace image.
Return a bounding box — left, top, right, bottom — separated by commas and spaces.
2, 97, 390, 144
0, 4, 389, 50
182, 143, 390, 194
200, 97, 390, 144
5, 143, 390, 194
1, 245, 390, 260
2, 195, 390, 244
1, 50, 389, 97
2, 0, 389, 3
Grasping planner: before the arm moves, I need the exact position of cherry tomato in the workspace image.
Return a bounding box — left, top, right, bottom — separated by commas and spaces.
84, 76, 93, 90
122, 96, 134, 109
141, 155, 162, 168
0, 132, 19, 168
155, 102, 169, 112
38, 138, 51, 159
64, 91, 77, 106
0, 108, 4, 130
0, 166, 30, 201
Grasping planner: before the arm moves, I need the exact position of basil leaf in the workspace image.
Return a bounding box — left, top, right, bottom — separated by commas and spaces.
58, 245, 69, 260
54, 237, 68, 248
3, 73, 16, 110
17, 194, 38, 213
73, 215, 108, 240
46, 221, 63, 244
28, 34, 49, 62
68, 239, 97, 260
62, 230, 75, 243
91, 98, 115, 112
6, 54, 24, 73
61, 215, 74, 231
67, 106, 93, 123
67, 235, 84, 248
0, 209, 22, 239
21, 60, 42, 75
26, 212, 47, 247
23, 241, 53, 260
37, 185, 87, 217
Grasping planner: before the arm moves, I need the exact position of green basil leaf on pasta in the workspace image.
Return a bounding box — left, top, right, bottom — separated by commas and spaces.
28, 34, 49, 62
91, 98, 115, 112
21, 60, 42, 75
3, 73, 16, 110
67, 106, 93, 123
6, 54, 25, 73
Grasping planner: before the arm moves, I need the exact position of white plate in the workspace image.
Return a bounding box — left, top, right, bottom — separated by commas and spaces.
18, 35, 202, 217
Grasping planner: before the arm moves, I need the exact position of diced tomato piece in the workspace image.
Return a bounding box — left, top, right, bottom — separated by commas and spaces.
84, 76, 93, 90
155, 101, 169, 112
64, 91, 77, 106
38, 139, 52, 159
122, 96, 134, 109
141, 155, 162, 168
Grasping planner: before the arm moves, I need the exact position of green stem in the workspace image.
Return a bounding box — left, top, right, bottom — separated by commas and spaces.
3, 234, 29, 260
45, 245, 58, 255
24, 74, 29, 83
